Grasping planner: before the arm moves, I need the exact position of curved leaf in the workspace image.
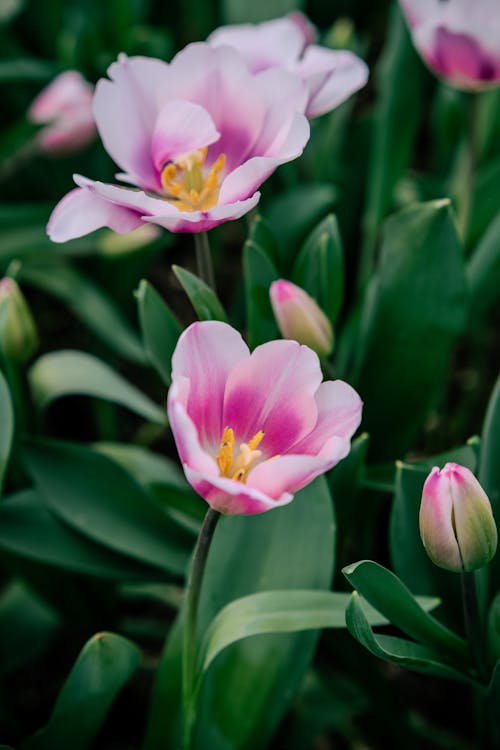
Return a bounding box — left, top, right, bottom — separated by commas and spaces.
136, 279, 181, 385
28, 350, 166, 425
243, 239, 279, 349
23, 632, 140, 750
172, 265, 227, 322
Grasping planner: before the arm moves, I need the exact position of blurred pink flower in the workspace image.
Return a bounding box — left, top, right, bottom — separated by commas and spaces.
400, 0, 500, 90
270, 279, 333, 357
47, 44, 310, 240
420, 463, 497, 572
207, 12, 368, 118
28, 71, 96, 154
168, 321, 362, 515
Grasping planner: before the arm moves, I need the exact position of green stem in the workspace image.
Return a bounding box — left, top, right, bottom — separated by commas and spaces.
182, 507, 220, 750
458, 93, 479, 243
461, 571, 488, 683
194, 231, 216, 292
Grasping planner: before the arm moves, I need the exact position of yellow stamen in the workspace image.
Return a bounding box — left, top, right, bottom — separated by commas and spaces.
216, 427, 266, 483
216, 427, 234, 476
160, 148, 225, 212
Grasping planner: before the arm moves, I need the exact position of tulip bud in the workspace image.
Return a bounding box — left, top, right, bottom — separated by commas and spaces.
420, 463, 497, 573
28, 71, 96, 155
270, 280, 333, 358
0, 278, 38, 362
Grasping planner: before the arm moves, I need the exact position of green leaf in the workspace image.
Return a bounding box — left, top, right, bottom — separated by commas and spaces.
487, 660, 500, 749
468, 156, 500, 247
28, 350, 166, 425
479, 375, 500, 590
264, 184, 337, 267
247, 214, 281, 267
0, 58, 57, 82
146, 476, 336, 750
23, 632, 140, 750
19, 260, 146, 364
172, 265, 228, 322
198, 589, 439, 677
0, 581, 58, 676
0, 368, 14, 494
292, 214, 344, 323
360, 6, 425, 281
0, 489, 165, 580
22, 440, 191, 576
467, 212, 500, 320
353, 200, 467, 460
346, 592, 474, 683
136, 279, 181, 385
243, 239, 279, 349
342, 560, 467, 661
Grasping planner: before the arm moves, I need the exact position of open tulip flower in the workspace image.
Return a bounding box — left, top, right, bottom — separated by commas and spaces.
168, 321, 362, 515
400, 0, 500, 90
47, 43, 310, 240
207, 12, 369, 118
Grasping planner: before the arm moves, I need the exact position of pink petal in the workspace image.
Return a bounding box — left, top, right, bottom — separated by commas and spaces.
293, 47, 369, 118
143, 192, 261, 232
184, 465, 293, 515
151, 100, 220, 172
219, 112, 309, 204
171, 321, 250, 448
207, 17, 305, 73
165, 44, 266, 171
222, 339, 322, 457
47, 185, 143, 242
93, 55, 171, 191
247, 451, 339, 497
29, 71, 93, 122
420, 467, 462, 570
290, 380, 363, 456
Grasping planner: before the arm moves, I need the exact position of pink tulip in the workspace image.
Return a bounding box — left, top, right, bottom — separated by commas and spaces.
47, 44, 310, 241
167, 321, 362, 515
270, 279, 333, 357
400, 0, 500, 90
420, 463, 497, 572
28, 71, 96, 154
207, 13, 369, 118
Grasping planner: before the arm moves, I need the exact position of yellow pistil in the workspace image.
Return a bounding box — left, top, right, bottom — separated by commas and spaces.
160, 149, 226, 212
216, 427, 265, 483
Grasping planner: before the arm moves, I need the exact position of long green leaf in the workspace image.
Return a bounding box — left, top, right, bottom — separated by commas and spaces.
353, 200, 467, 459
23, 440, 191, 576
23, 632, 140, 750
198, 589, 439, 677
480, 376, 500, 591
342, 560, 467, 660
243, 239, 279, 349
136, 279, 181, 384
346, 593, 474, 683
20, 261, 146, 364
28, 350, 166, 425
172, 265, 228, 322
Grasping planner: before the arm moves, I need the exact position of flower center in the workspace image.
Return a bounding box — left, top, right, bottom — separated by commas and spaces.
160, 147, 226, 212
216, 426, 265, 483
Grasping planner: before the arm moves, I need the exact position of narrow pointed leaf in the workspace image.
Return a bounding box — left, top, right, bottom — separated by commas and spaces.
172, 265, 227, 322
136, 279, 181, 384
28, 350, 166, 425
243, 239, 279, 348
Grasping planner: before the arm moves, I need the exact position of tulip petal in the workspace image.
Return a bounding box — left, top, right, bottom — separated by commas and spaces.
291, 380, 363, 456
47, 185, 143, 243
419, 467, 462, 571
293, 47, 369, 118
151, 100, 220, 172
171, 321, 250, 447
93, 55, 171, 190
248, 451, 339, 498
223, 339, 322, 456
207, 17, 305, 73
184, 465, 293, 515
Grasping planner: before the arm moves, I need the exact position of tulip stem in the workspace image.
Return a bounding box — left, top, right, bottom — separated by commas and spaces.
461, 571, 488, 683
194, 231, 216, 292
182, 507, 220, 750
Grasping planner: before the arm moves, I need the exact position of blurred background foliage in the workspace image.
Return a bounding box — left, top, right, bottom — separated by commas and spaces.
0, 0, 499, 749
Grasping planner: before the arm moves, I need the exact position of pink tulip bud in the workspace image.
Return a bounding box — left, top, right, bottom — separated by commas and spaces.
270, 280, 333, 358
420, 463, 497, 573
28, 71, 96, 154
0, 278, 38, 362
